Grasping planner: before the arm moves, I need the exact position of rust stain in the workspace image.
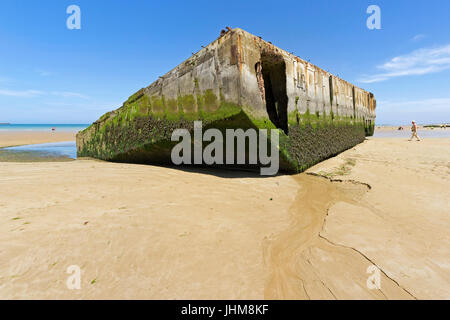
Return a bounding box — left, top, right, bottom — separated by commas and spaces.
255, 61, 265, 103
238, 34, 243, 74
230, 45, 238, 65
305, 64, 308, 92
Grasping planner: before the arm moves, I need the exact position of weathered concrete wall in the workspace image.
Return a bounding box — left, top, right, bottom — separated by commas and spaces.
76, 30, 246, 163
236, 28, 376, 123
145, 31, 241, 113
77, 28, 376, 172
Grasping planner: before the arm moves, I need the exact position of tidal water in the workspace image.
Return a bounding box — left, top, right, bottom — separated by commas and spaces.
0, 141, 77, 162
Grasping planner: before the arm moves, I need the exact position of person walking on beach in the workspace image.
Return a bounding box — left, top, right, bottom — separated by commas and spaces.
409, 120, 421, 141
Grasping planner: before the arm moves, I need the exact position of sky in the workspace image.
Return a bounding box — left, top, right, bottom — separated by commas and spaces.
0, 0, 449, 125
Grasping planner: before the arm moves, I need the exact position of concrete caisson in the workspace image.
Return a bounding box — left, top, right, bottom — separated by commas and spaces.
76, 28, 376, 173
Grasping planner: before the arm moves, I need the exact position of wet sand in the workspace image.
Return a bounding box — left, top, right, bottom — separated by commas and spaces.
0, 132, 449, 299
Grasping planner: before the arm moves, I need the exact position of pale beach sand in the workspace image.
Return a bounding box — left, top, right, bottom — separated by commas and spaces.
0, 131, 449, 299
0, 131, 77, 148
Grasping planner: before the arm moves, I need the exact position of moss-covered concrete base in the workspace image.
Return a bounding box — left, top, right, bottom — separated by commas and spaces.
280, 122, 366, 173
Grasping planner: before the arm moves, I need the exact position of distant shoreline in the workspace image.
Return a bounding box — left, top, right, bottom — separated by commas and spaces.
376, 123, 449, 127
0, 124, 89, 132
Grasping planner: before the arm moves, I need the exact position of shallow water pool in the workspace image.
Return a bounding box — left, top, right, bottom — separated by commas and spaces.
0, 141, 77, 162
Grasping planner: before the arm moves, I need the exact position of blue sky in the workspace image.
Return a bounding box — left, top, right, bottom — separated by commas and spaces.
0, 0, 449, 125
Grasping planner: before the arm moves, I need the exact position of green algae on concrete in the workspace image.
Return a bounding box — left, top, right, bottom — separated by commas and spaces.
77, 27, 376, 173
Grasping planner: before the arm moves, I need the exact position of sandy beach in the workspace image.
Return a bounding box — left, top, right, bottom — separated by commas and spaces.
0, 131, 449, 299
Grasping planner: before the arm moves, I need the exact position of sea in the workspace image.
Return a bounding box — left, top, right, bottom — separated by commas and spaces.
0, 124, 88, 132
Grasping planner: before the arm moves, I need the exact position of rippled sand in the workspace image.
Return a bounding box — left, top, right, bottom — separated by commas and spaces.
0, 131, 449, 299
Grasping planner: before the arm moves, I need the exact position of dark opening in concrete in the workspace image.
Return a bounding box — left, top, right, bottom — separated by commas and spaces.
260, 52, 289, 134
329, 76, 334, 106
